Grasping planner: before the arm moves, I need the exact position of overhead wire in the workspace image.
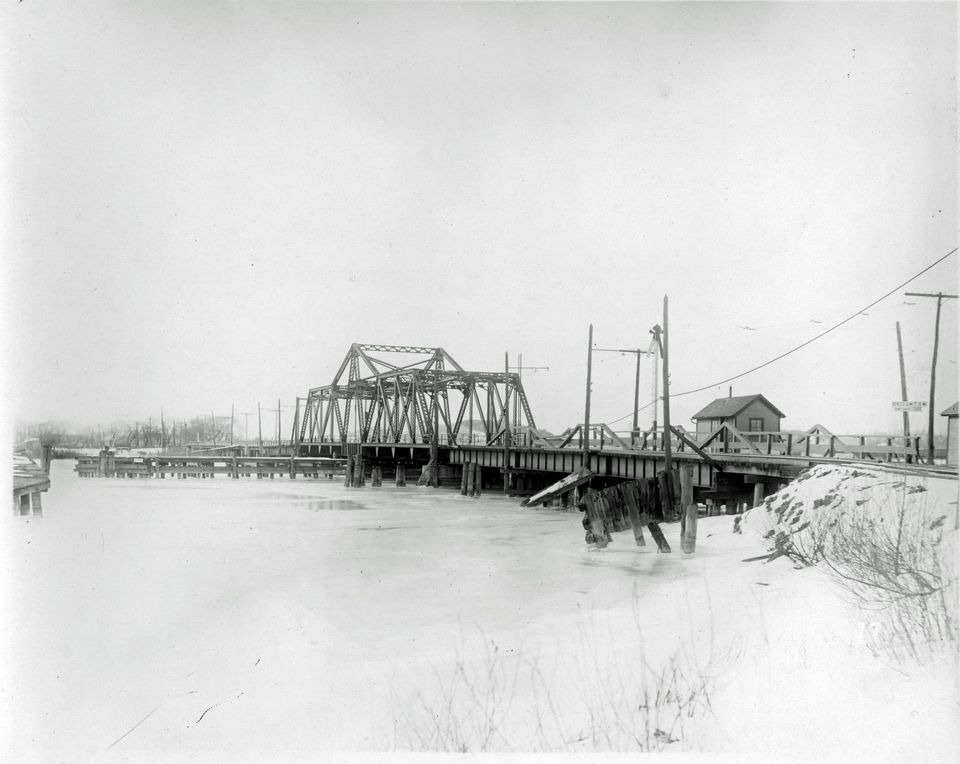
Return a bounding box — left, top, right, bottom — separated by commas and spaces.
600, 246, 957, 428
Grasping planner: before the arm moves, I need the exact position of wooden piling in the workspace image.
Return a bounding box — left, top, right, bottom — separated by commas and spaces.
472, 463, 482, 497
581, 490, 609, 548
460, 463, 469, 495
395, 463, 406, 487
621, 483, 646, 547
752, 481, 764, 507
465, 461, 475, 496
647, 522, 671, 553
680, 464, 696, 554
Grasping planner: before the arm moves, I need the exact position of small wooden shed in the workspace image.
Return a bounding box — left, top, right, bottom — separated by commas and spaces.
942, 402, 958, 467
692, 394, 785, 437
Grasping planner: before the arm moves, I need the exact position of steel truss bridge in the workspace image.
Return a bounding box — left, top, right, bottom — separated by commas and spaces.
289, 343, 951, 506
296, 344, 540, 449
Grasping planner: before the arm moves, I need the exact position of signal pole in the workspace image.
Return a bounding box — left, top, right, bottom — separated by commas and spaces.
905, 291, 957, 463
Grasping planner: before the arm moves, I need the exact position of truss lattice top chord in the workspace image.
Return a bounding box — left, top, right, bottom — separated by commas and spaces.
297, 343, 539, 446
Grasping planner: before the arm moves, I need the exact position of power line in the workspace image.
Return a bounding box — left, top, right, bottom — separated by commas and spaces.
673, 247, 957, 398
603, 246, 957, 426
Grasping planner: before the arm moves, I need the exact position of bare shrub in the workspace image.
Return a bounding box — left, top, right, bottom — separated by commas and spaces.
821, 492, 952, 662
756, 477, 955, 663
393, 628, 522, 752
392, 614, 722, 753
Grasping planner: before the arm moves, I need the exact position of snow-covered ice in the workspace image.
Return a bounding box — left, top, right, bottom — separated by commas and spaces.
1, 460, 957, 760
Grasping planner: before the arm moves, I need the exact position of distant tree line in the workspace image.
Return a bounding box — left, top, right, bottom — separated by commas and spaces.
15, 415, 239, 450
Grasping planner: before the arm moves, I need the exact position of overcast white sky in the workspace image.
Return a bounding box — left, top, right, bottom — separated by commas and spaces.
1, 1, 956, 437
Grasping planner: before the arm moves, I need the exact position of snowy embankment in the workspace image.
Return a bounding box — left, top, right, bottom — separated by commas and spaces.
394, 464, 960, 758
1, 461, 957, 760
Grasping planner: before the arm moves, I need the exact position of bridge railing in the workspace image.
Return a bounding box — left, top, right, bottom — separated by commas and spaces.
526, 422, 922, 464
688, 424, 921, 462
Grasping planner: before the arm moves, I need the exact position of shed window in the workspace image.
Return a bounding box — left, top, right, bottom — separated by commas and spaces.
749, 418, 764, 432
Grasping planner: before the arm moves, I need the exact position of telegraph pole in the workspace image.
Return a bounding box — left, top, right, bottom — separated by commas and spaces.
660, 295, 672, 470
905, 291, 957, 463
432, 372, 440, 487
509, 353, 549, 434
237, 412, 253, 444
503, 351, 511, 492
257, 402, 263, 453
650, 335, 660, 442
594, 344, 653, 445
895, 322, 910, 440
583, 324, 593, 464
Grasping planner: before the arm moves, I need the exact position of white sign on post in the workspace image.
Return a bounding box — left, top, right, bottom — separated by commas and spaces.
892, 401, 926, 412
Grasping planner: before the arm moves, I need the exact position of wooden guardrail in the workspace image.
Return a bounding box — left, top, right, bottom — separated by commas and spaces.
531, 422, 923, 464
682, 424, 921, 462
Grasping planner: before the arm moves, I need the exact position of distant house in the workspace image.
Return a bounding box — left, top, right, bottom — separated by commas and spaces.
942, 402, 958, 467
691, 394, 785, 438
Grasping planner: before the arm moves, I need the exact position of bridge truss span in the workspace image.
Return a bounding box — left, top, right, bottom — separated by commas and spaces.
297, 343, 541, 448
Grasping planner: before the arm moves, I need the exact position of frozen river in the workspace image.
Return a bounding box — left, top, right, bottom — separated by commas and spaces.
2, 460, 704, 756
4, 461, 957, 758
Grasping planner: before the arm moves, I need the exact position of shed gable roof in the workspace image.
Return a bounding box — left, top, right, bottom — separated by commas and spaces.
691, 394, 785, 420
941, 402, 958, 417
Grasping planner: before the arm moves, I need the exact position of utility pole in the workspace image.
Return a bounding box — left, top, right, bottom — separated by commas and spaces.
651, 296, 672, 470
905, 291, 957, 463
263, 401, 296, 449
257, 401, 263, 453
594, 344, 653, 445
291, 398, 302, 450
662, 296, 671, 469
503, 351, 511, 492
230, 404, 235, 446
583, 324, 593, 464
650, 335, 659, 443
237, 412, 253, 444
509, 353, 549, 435
431, 373, 440, 487
895, 322, 910, 442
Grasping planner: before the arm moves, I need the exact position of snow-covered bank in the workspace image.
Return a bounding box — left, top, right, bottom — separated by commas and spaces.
1, 461, 957, 760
